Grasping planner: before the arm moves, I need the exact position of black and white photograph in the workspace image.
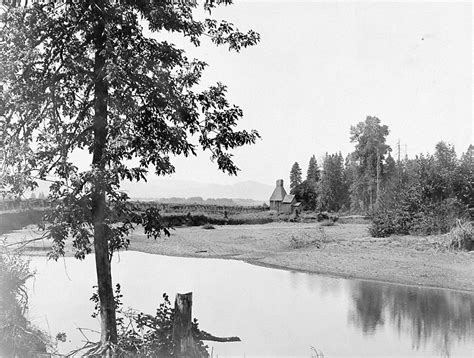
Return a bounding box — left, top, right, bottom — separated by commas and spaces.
0, 0, 472, 357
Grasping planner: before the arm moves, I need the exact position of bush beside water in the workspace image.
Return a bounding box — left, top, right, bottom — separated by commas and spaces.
0, 250, 50, 356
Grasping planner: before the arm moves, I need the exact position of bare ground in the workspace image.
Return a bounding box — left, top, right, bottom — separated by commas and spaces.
6, 222, 474, 292
128, 222, 474, 292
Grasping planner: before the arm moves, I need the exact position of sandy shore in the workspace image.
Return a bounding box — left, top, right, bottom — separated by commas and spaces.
7, 222, 474, 292
127, 222, 474, 292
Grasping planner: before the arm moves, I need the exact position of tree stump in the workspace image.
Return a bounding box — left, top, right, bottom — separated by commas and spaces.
172, 292, 202, 358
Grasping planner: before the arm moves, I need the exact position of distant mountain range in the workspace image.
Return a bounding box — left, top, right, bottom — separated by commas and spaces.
120, 178, 273, 204
30, 178, 273, 205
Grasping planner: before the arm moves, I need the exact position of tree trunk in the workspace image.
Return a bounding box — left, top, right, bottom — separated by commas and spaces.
91, 1, 117, 354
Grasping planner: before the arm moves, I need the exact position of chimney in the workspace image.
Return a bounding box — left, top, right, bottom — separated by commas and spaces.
276, 179, 284, 187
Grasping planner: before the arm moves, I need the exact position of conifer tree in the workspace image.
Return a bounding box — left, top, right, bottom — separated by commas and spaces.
290, 162, 302, 194
306, 155, 320, 183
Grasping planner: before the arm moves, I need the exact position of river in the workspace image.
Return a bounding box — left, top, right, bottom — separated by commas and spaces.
26, 251, 473, 357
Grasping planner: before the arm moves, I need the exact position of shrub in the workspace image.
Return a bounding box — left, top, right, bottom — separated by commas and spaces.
369, 208, 394, 238
0, 249, 50, 357
369, 193, 468, 238
410, 198, 466, 235
289, 228, 332, 249
320, 219, 335, 227
289, 235, 307, 249
448, 221, 473, 251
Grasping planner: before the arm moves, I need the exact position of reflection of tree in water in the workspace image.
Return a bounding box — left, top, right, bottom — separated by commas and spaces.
0, 251, 50, 357
349, 281, 474, 357
348, 282, 385, 333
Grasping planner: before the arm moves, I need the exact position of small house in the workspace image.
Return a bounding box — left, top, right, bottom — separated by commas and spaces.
269, 179, 301, 215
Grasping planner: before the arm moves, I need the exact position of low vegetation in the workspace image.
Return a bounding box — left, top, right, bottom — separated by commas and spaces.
289, 227, 332, 249
0, 248, 51, 357
0, 210, 44, 235
159, 212, 275, 227
448, 221, 473, 251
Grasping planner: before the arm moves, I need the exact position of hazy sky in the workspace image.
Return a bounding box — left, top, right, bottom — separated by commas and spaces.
141, 0, 471, 187
67, 1, 472, 190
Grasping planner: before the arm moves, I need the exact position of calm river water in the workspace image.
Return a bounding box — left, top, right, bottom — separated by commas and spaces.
26, 251, 473, 357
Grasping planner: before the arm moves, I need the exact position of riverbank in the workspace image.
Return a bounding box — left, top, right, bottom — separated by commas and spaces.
127, 222, 474, 292
5, 222, 474, 292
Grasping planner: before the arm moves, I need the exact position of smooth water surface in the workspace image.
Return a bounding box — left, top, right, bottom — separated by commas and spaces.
26, 252, 474, 357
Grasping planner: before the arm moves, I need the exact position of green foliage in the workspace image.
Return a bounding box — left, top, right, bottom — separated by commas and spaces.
290, 162, 303, 194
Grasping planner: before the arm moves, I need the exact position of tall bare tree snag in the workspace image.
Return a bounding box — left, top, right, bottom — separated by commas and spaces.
0, 1, 260, 355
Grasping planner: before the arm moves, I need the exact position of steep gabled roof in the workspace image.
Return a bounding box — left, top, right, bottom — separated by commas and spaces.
282, 194, 295, 204
270, 182, 287, 202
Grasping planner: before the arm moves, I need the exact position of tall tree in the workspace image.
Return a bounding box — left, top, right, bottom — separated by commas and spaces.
306, 155, 320, 183
349, 116, 391, 211
290, 162, 302, 194
319, 152, 345, 211
0, 1, 259, 353
433, 141, 458, 200
455, 145, 473, 206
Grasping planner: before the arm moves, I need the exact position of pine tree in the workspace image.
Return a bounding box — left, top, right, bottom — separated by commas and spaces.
319, 153, 345, 211
290, 162, 302, 194
306, 155, 320, 183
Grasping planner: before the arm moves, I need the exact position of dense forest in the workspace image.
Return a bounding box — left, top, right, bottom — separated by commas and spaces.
289, 116, 473, 236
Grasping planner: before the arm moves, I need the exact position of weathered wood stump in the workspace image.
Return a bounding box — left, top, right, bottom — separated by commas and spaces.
172, 292, 202, 358
172, 292, 241, 358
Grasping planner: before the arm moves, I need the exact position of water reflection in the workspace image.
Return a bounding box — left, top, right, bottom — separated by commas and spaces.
24, 252, 474, 357
349, 280, 474, 357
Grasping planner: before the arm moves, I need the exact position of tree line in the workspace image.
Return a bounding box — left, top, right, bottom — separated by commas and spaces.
289, 116, 473, 235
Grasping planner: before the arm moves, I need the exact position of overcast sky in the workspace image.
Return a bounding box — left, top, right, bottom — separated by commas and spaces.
60, 0, 473, 193
138, 0, 471, 188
